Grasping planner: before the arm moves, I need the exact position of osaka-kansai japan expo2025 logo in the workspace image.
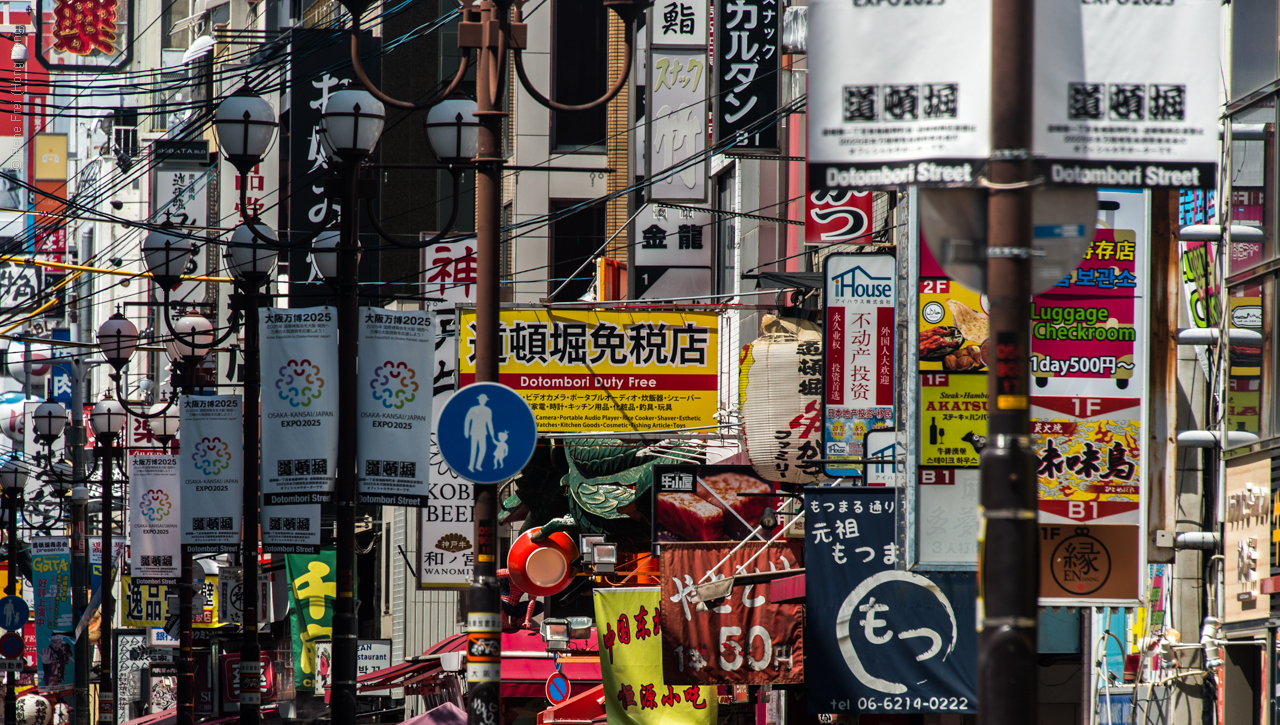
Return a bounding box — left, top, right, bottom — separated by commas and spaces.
369, 361, 419, 409
276, 359, 325, 407
139, 489, 172, 522
192, 437, 232, 475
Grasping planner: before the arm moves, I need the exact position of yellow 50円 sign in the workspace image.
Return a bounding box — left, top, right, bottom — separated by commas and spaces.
457, 310, 719, 433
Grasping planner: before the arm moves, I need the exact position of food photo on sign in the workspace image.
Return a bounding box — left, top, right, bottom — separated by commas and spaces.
651, 465, 779, 546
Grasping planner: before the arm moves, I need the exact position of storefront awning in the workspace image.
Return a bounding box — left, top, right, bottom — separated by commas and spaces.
358, 633, 468, 694
401, 701, 467, 725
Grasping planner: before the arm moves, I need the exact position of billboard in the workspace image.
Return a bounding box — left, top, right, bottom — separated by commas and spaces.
652, 465, 777, 544
457, 310, 718, 433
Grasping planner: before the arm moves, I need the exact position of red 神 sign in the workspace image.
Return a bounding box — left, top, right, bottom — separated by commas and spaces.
659, 542, 803, 685
52, 0, 118, 55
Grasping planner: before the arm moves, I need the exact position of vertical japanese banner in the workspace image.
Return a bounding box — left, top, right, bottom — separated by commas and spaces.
356, 308, 434, 506
31, 536, 72, 688
129, 453, 181, 579
286, 549, 337, 692
179, 396, 243, 553
419, 311, 475, 588
593, 588, 716, 725
823, 253, 896, 478
634, 205, 713, 300
260, 307, 339, 504
647, 0, 708, 202
804, 487, 977, 714
713, 0, 779, 150
658, 542, 803, 684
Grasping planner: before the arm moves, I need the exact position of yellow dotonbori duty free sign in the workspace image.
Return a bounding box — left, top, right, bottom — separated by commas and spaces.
457, 310, 719, 433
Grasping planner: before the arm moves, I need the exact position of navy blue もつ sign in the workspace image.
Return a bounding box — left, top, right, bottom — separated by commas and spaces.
438, 382, 537, 484
805, 487, 977, 715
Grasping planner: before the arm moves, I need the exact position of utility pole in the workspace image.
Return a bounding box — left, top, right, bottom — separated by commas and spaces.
977, 2, 1038, 725
70, 486, 88, 725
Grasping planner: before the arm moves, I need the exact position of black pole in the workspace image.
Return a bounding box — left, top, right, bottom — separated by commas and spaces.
177, 361, 195, 725
5, 485, 19, 725
239, 277, 263, 725
330, 162, 360, 725
97, 435, 116, 725
977, 1, 1038, 724
70, 486, 88, 725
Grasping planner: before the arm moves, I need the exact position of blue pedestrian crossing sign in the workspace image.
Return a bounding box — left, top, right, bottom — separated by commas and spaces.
0, 596, 28, 631
438, 382, 537, 485
545, 671, 570, 704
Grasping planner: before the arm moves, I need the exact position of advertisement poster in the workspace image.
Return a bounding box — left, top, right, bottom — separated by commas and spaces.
652, 465, 777, 544
419, 310, 474, 589
648, 48, 709, 202
593, 588, 717, 725
807, 0, 991, 187
1032, 0, 1220, 187
712, 0, 778, 151
356, 308, 434, 506
287, 550, 337, 692
180, 396, 243, 553
458, 310, 718, 433
805, 488, 977, 714
1039, 524, 1140, 602
262, 503, 322, 554
659, 542, 803, 684
1033, 397, 1141, 525
260, 307, 339, 505
31, 536, 72, 689
117, 631, 173, 724
121, 576, 225, 629
823, 253, 896, 477
129, 453, 181, 579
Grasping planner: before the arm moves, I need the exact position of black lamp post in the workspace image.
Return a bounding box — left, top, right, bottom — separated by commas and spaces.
89, 398, 126, 725
0, 459, 26, 725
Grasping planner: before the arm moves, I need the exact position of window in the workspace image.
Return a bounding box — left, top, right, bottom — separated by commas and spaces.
551, 0, 608, 152
715, 170, 737, 296
549, 200, 606, 302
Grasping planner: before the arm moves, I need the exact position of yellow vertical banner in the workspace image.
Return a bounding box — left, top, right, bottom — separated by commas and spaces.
594, 587, 716, 725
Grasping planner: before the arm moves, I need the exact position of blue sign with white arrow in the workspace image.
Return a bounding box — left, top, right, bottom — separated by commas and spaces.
438, 382, 537, 484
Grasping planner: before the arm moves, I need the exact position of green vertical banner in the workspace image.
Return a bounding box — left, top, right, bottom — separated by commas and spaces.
286, 548, 337, 692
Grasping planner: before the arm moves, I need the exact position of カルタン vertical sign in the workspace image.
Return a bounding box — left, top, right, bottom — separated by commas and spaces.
357, 308, 435, 507
180, 396, 243, 553
260, 308, 339, 504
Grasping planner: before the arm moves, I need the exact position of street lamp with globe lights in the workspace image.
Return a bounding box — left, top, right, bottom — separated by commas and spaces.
0, 457, 26, 725
89, 397, 126, 725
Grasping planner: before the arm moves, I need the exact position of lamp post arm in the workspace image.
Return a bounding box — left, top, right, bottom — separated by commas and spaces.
238, 181, 338, 248
111, 373, 177, 420
160, 288, 240, 349
362, 169, 464, 249
511, 13, 633, 112
348, 21, 474, 110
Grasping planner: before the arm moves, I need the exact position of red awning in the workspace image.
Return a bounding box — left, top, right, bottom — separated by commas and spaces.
358, 633, 468, 694
537, 684, 606, 725
500, 629, 600, 699
118, 709, 175, 725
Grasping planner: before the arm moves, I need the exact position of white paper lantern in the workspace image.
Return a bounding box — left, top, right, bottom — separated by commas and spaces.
16, 694, 52, 725
739, 336, 825, 484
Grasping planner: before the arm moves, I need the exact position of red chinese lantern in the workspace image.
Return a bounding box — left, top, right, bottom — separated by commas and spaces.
507, 527, 579, 597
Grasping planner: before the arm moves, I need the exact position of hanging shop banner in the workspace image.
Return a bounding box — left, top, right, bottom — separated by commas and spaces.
1033, 397, 1141, 525
34, 0, 132, 70
121, 576, 225, 629
823, 253, 896, 477
260, 307, 339, 505
356, 307, 435, 507
652, 465, 776, 544
648, 48, 710, 202
739, 337, 824, 483
594, 587, 717, 725
805, 487, 977, 715
713, 0, 779, 151
420, 310, 475, 589
262, 503, 322, 555
806, 0, 991, 188
287, 549, 337, 692
634, 205, 713, 299
806, 190, 876, 246
458, 310, 718, 433
1223, 457, 1271, 624
1032, 0, 1219, 188
659, 542, 803, 684
128, 452, 181, 580
1039, 524, 1140, 602
421, 238, 478, 308
31, 536, 72, 689
179, 395, 243, 553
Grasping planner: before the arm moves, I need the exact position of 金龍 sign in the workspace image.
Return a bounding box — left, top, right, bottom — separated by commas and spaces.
458, 310, 717, 433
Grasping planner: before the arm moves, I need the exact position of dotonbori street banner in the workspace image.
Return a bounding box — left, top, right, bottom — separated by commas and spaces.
262, 503, 322, 555
260, 307, 339, 505
806, 0, 991, 189
805, 487, 977, 715
180, 396, 243, 553
357, 308, 434, 507
594, 587, 717, 725
1032, 0, 1219, 188
823, 253, 896, 478
129, 452, 181, 579
659, 542, 802, 685
458, 310, 718, 433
